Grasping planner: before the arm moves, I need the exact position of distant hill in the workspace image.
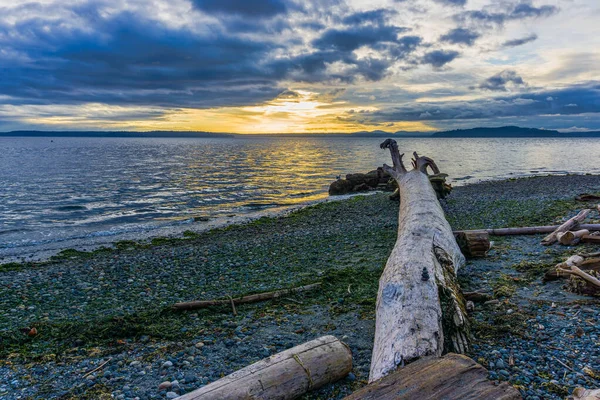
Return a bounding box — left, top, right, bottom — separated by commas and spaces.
348, 130, 429, 137
432, 126, 600, 138
0, 130, 235, 138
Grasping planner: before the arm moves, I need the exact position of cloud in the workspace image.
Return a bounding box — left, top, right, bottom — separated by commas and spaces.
503, 34, 538, 47
421, 50, 460, 68
313, 25, 406, 52
455, 2, 558, 28
341, 9, 396, 25
440, 28, 480, 45
191, 0, 290, 19
346, 83, 600, 124
477, 70, 526, 91
434, 0, 467, 6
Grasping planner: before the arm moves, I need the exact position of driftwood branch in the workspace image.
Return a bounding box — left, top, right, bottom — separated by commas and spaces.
411, 152, 441, 175
541, 209, 591, 245
454, 224, 600, 236
380, 139, 406, 176
172, 283, 321, 311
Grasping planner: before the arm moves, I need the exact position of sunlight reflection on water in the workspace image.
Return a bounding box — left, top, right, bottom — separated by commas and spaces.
1, 136, 599, 253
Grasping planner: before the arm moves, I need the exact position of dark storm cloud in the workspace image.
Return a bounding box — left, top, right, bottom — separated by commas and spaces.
477, 70, 526, 91
440, 28, 480, 45
503, 34, 538, 47
191, 0, 290, 19
349, 83, 600, 123
421, 50, 460, 68
455, 2, 558, 27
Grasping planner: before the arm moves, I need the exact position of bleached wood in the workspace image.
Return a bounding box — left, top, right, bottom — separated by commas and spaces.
369, 141, 467, 383
455, 224, 600, 236
541, 209, 591, 245
177, 335, 352, 400
557, 229, 590, 245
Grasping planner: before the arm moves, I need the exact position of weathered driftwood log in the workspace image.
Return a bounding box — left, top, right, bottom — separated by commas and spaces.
557, 229, 590, 245
455, 224, 600, 236
344, 353, 522, 400
178, 335, 352, 400
369, 140, 468, 383
454, 231, 490, 258
541, 209, 592, 245
172, 283, 321, 311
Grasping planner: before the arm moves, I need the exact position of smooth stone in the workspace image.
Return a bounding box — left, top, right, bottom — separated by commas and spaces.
158, 382, 171, 390
162, 361, 173, 368
166, 392, 178, 399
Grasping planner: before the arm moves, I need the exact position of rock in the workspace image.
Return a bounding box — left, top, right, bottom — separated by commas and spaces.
496, 359, 505, 369
158, 382, 172, 390
162, 361, 173, 368
352, 183, 371, 192
328, 179, 354, 195
194, 342, 204, 349
166, 392, 179, 399
129, 361, 142, 368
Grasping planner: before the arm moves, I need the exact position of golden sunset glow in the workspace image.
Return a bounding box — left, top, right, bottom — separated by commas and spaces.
15, 91, 436, 133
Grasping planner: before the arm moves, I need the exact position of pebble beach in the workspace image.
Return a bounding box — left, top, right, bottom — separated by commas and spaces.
1, 175, 600, 400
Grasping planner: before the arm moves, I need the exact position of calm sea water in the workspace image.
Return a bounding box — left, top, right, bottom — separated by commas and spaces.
2, 136, 600, 260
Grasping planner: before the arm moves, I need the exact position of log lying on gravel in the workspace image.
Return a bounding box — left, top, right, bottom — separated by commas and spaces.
172, 283, 321, 311
570, 387, 600, 400
455, 224, 600, 236
369, 140, 468, 383
557, 229, 591, 245
545, 256, 600, 296
541, 209, 592, 245
344, 353, 521, 400
454, 231, 490, 258
177, 335, 352, 400
582, 234, 600, 244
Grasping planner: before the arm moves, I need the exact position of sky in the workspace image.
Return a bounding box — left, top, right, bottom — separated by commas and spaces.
0, 0, 599, 133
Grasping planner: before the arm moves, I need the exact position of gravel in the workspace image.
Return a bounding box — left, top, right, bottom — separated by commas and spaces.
1, 174, 599, 399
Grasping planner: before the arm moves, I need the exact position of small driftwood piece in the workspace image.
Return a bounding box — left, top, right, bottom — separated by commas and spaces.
582, 234, 600, 244
557, 230, 590, 245
575, 194, 600, 202
454, 231, 490, 258
569, 387, 600, 400
343, 353, 521, 400
463, 291, 493, 303
172, 283, 321, 311
455, 224, 600, 236
561, 265, 600, 288
544, 257, 600, 281
370, 141, 468, 383
177, 335, 352, 400
541, 209, 591, 245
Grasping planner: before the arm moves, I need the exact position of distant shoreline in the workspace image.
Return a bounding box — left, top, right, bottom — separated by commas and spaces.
2, 125, 600, 138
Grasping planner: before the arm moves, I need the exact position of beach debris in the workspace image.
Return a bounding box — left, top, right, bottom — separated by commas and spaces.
27, 327, 37, 337
463, 291, 494, 303
172, 283, 321, 311
557, 229, 590, 245
541, 209, 592, 245
575, 193, 600, 202
82, 358, 112, 379
454, 230, 491, 258
344, 354, 521, 400
569, 387, 600, 400
546, 255, 600, 296
369, 141, 468, 383
177, 335, 351, 400
454, 224, 600, 236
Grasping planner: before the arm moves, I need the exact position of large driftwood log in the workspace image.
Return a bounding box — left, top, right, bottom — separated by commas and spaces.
344, 353, 521, 400
178, 336, 352, 400
455, 224, 600, 236
557, 229, 590, 245
369, 140, 468, 383
172, 283, 321, 311
541, 209, 591, 245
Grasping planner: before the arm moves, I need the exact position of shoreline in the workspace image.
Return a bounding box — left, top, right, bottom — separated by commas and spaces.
1, 174, 599, 399
1, 172, 591, 265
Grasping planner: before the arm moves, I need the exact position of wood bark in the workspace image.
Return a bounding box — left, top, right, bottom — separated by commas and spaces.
177, 335, 352, 400
344, 353, 522, 400
541, 209, 591, 245
172, 283, 321, 311
454, 231, 490, 258
369, 141, 468, 383
557, 230, 590, 245
582, 235, 600, 244
455, 224, 600, 236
